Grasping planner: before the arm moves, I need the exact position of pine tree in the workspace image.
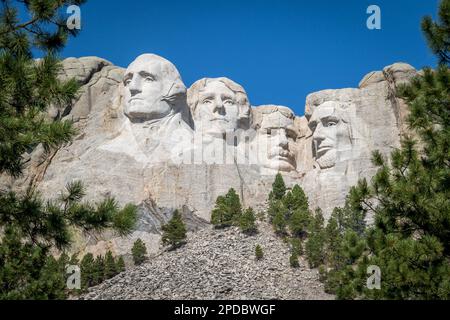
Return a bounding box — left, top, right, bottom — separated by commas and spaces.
104, 250, 118, 279
161, 210, 187, 250
93, 255, 105, 285
132, 239, 147, 266
288, 209, 310, 238
225, 188, 243, 225
267, 199, 286, 223
323, 0, 450, 299
239, 207, 257, 235
211, 196, 229, 228
269, 173, 286, 201
211, 188, 242, 228
324, 213, 343, 269
305, 209, 326, 268
289, 252, 300, 268
284, 184, 309, 213
58, 252, 70, 274
69, 253, 79, 267
0, 0, 138, 299
290, 237, 303, 256
255, 245, 264, 260
421, 0, 450, 64
34, 256, 67, 300
80, 253, 95, 289
116, 256, 126, 273
272, 210, 287, 236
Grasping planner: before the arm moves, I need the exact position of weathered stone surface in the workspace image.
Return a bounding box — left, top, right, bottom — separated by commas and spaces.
300, 62, 417, 217
79, 223, 333, 300
1, 55, 418, 257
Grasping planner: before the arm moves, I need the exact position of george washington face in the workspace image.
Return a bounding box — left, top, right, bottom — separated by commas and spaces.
123, 55, 174, 122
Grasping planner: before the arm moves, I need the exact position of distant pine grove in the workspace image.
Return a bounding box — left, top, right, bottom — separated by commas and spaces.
0, 0, 449, 300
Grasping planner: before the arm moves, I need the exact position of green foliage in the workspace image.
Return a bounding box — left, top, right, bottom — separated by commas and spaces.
0, 181, 138, 251
0, 181, 137, 298
104, 250, 118, 280
161, 210, 187, 250
69, 253, 79, 266
269, 173, 286, 201
0, 227, 67, 299
267, 199, 286, 223
0, 0, 138, 299
421, 0, 450, 65
289, 252, 299, 268
80, 253, 95, 289
319, 0, 450, 299
290, 237, 303, 256
131, 238, 148, 266
0, 0, 87, 177
211, 188, 242, 228
305, 209, 326, 268
255, 244, 264, 260
116, 256, 126, 273
92, 255, 105, 286
272, 210, 287, 236
267, 178, 311, 242
288, 209, 310, 238
239, 207, 257, 235
284, 184, 309, 212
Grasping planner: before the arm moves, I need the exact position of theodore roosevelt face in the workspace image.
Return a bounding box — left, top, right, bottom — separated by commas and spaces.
256, 108, 297, 172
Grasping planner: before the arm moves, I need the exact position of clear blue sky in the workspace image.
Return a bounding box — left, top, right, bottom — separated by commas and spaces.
61, 0, 440, 116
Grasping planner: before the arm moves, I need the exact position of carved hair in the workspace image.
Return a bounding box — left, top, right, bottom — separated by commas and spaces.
187, 77, 251, 129
251, 105, 295, 130
308, 101, 356, 150
112, 54, 186, 112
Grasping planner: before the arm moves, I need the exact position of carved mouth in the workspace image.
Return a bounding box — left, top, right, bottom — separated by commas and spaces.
129, 98, 144, 103
210, 118, 229, 122
272, 151, 294, 162
317, 146, 332, 155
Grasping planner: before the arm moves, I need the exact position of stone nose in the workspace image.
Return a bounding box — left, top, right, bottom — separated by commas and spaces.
213, 99, 226, 114
128, 78, 142, 96
313, 125, 326, 142
277, 134, 289, 148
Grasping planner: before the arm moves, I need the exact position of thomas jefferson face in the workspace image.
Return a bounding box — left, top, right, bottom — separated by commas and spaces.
308, 101, 350, 169
123, 56, 171, 122
257, 109, 296, 172
194, 80, 239, 135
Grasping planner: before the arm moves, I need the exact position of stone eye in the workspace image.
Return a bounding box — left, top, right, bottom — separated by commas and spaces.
144, 76, 154, 82
223, 99, 233, 105
124, 79, 131, 86
203, 99, 212, 104
325, 120, 337, 127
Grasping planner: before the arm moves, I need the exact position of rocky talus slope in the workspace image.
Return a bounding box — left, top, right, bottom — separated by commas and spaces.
80, 223, 334, 300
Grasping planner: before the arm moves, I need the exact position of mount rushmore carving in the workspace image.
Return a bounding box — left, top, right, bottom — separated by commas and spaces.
0, 54, 418, 256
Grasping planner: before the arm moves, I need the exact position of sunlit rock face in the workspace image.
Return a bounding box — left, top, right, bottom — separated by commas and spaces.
187, 77, 251, 138
298, 62, 418, 218
0, 54, 418, 256
99, 54, 194, 166
251, 105, 298, 174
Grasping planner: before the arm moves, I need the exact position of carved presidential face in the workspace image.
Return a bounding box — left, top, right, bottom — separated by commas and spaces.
308, 101, 351, 169
123, 56, 171, 122
193, 80, 240, 136
256, 108, 297, 172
